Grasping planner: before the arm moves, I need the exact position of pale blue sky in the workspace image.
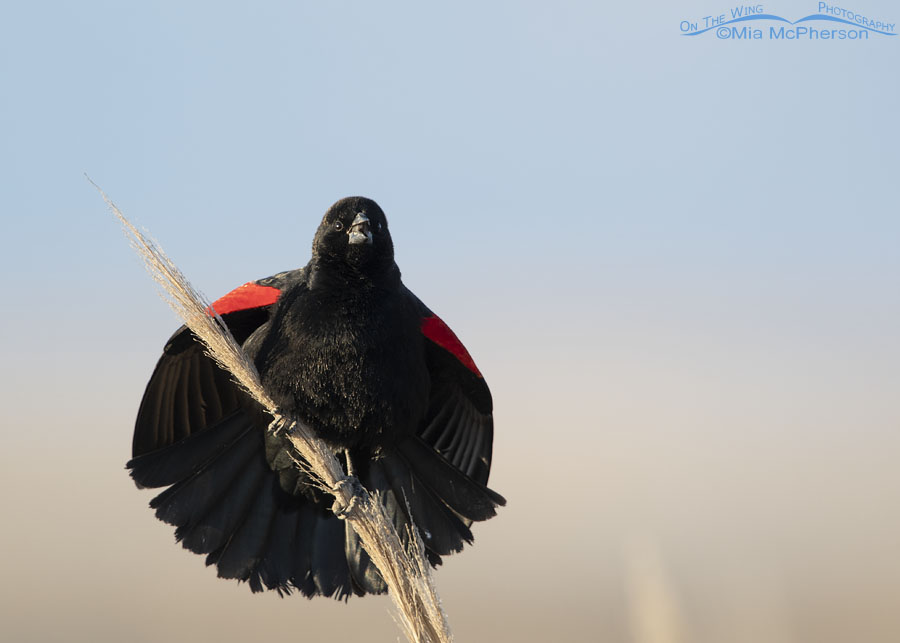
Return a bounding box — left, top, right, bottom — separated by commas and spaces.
2, 2, 899, 641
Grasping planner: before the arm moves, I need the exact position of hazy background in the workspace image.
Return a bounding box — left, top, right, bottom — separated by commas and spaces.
2, 2, 898, 641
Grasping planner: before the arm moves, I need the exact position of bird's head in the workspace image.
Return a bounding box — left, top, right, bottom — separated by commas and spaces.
312, 197, 395, 278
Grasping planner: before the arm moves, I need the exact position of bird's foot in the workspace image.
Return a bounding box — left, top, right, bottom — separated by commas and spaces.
268, 416, 291, 436
331, 476, 366, 520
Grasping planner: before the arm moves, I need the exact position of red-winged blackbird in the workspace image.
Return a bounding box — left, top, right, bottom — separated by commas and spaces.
128, 197, 504, 598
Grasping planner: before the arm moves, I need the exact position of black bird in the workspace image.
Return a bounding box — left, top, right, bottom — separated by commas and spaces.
128, 197, 504, 598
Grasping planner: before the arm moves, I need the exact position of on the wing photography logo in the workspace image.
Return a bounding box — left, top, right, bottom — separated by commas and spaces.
680, 3, 896, 40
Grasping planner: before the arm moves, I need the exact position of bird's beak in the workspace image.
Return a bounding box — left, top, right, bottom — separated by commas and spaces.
348, 212, 373, 245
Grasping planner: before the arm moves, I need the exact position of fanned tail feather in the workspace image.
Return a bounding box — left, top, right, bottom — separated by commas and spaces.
128, 413, 354, 598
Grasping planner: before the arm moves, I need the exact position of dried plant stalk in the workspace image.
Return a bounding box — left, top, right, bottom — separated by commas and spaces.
94, 179, 452, 643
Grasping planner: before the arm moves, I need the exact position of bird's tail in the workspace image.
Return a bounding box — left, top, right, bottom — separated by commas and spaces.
128, 417, 504, 597
127, 411, 354, 598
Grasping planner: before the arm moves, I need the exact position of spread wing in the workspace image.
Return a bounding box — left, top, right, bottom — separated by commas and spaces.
408, 291, 495, 487
132, 268, 307, 458
129, 266, 370, 598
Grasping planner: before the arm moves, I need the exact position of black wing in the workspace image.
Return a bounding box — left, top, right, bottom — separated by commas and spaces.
128, 267, 360, 598
407, 289, 496, 488
132, 268, 305, 457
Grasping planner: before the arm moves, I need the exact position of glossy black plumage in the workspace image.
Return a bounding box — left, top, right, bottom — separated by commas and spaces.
128, 197, 504, 598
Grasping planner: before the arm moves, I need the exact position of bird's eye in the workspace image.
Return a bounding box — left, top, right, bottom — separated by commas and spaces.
334, 221, 344, 231
378, 222, 383, 231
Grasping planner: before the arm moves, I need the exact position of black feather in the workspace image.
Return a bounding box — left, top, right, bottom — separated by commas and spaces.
127, 410, 251, 489
379, 449, 473, 556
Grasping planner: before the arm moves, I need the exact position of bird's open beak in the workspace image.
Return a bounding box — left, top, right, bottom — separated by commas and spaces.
348, 212, 373, 245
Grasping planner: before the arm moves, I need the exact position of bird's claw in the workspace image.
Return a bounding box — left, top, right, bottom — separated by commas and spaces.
268, 416, 291, 437
331, 476, 365, 519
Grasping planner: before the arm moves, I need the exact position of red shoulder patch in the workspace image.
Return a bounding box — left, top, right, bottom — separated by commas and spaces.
421, 315, 483, 378
207, 282, 281, 316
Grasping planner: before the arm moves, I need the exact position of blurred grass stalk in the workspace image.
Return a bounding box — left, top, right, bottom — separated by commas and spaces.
624, 536, 687, 643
